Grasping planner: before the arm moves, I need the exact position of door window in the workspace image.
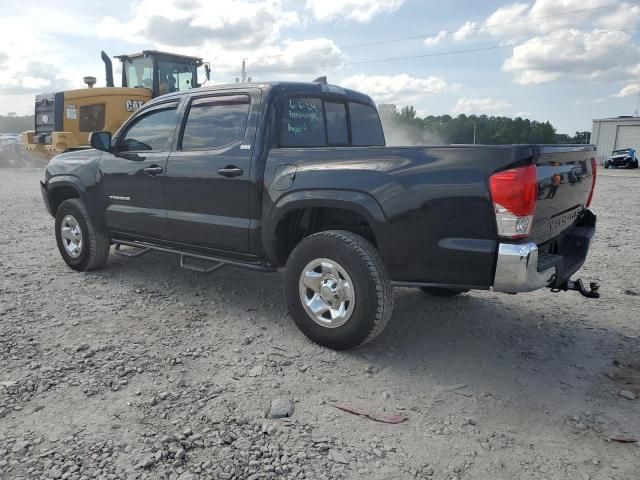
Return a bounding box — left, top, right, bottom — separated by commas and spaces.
119, 107, 177, 152
181, 95, 250, 150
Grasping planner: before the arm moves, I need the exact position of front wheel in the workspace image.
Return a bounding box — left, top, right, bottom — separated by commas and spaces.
284, 230, 393, 350
604, 161, 610, 169
55, 199, 110, 271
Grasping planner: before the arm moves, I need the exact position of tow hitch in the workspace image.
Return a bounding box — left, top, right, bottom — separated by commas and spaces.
551, 279, 600, 299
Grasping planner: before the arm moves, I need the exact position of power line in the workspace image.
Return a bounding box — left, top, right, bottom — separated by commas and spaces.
244, 1, 632, 66
245, 27, 640, 76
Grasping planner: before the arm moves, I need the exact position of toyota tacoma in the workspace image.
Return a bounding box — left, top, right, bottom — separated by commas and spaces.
40, 80, 599, 349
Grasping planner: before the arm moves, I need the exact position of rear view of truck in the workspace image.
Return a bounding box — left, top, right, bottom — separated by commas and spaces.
490, 145, 597, 296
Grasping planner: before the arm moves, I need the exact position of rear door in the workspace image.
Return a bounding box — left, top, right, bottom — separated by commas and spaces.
164, 90, 259, 253
98, 101, 179, 239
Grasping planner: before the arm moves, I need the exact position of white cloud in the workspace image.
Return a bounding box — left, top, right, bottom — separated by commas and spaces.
240, 38, 346, 79
614, 84, 640, 97
424, 30, 448, 46
451, 97, 511, 115
340, 73, 455, 105
503, 29, 640, 85
98, 0, 300, 48
305, 0, 404, 23
452, 21, 478, 42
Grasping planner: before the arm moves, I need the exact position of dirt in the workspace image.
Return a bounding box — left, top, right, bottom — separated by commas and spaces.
0, 167, 639, 480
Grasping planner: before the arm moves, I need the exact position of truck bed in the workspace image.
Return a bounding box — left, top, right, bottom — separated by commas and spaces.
265, 143, 596, 287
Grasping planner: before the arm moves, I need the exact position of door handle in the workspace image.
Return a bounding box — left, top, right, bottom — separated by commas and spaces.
217, 166, 244, 178
143, 165, 164, 176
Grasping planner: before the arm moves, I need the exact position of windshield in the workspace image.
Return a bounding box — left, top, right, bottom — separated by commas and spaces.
157, 60, 197, 95
612, 149, 631, 155
124, 57, 153, 89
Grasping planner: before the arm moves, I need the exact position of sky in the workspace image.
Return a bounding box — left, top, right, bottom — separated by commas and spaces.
1, 0, 640, 133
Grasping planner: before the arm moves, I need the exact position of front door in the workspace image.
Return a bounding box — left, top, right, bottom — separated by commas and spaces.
98, 102, 179, 239
164, 92, 257, 253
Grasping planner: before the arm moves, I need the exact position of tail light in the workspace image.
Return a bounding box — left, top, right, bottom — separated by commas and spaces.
586, 157, 596, 208
489, 164, 537, 239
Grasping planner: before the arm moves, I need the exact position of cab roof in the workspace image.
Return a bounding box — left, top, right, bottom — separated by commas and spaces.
145, 81, 376, 108
115, 50, 204, 66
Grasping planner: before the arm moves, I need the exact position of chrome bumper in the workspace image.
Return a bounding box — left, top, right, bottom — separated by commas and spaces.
492, 242, 556, 293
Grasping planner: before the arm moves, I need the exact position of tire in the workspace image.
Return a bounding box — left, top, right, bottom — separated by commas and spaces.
634, 160, 639, 169
420, 286, 469, 297
284, 230, 393, 350
55, 199, 110, 271
604, 161, 610, 169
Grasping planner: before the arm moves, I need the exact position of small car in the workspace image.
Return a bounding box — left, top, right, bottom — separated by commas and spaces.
605, 148, 639, 169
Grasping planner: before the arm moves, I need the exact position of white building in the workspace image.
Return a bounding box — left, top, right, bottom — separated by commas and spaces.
591, 116, 640, 164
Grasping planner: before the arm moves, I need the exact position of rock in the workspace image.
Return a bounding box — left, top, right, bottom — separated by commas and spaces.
328, 449, 350, 465
175, 448, 186, 459
248, 365, 263, 377
136, 456, 155, 469
178, 473, 196, 480
299, 365, 309, 372
619, 389, 636, 400
268, 398, 294, 418
11, 440, 31, 453
47, 468, 62, 479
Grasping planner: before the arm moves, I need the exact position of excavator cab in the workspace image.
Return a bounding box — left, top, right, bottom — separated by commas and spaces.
115, 50, 209, 97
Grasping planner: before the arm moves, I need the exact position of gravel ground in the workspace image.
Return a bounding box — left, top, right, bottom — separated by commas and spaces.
0, 167, 639, 480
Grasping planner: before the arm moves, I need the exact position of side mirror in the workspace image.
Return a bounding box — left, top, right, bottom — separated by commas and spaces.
204, 63, 211, 81
89, 131, 112, 152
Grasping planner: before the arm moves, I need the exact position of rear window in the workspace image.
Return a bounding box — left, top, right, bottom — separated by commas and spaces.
279, 96, 385, 148
349, 102, 385, 146
280, 98, 325, 147
181, 95, 250, 150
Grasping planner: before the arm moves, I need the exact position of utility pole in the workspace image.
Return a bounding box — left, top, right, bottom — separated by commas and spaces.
473, 121, 477, 144
635, 89, 640, 117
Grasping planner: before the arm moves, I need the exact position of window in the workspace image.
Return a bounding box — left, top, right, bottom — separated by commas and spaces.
181, 95, 250, 150
124, 57, 153, 89
280, 98, 325, 147
325, 102, 348, 145
158, 60, 197, 95
120, 107, 177, 152
349, 102, 385, 146
79, 104, 105, 132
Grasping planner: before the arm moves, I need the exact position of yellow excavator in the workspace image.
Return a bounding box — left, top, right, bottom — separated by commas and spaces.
22, 50, 210, 154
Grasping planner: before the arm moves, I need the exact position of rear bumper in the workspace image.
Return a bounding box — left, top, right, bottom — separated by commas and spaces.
492, 210, 596, 293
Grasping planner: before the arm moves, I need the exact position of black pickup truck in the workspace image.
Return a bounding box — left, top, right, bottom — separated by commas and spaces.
41, 80, 598, 349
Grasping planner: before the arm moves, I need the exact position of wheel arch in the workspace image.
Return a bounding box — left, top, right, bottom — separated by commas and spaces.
47, 176, 85, 216
263, 189, 388, 267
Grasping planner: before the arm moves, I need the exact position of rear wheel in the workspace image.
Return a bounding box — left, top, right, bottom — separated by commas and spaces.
420, 287, 469, 297
55, 199, 110, 271
284, 230, 393, 350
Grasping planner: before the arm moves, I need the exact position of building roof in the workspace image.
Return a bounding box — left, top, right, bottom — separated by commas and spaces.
592, 116, 640, 123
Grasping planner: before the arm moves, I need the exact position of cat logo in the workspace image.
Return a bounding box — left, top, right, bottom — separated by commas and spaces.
125, 100, 145, 112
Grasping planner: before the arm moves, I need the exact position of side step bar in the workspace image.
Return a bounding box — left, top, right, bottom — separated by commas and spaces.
112, 239, 276, 274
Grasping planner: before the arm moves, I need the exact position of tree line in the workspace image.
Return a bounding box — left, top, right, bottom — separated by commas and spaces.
0, 114, 34, 134
378, 104, 590, 146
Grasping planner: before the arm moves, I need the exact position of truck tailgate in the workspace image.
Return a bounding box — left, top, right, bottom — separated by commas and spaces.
530, 145, 595, 245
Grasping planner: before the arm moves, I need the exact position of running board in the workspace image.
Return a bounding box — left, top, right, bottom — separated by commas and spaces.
114, 243, 151, 257
112, 239, 276, 273
180, 255, 226, 274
